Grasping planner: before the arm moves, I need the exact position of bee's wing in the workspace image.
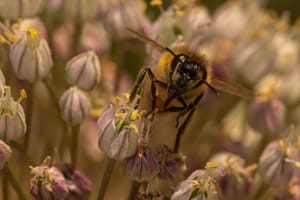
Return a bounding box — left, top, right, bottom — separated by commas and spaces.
126, 28, 166, 53
211, 76, 255, 99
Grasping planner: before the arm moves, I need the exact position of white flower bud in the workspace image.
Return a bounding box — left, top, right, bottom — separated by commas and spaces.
0, 0, 44, 20
9, 29, 53, 82
0, 139, 12, 169
65, 51, 101, 91
59, 87, 91, 125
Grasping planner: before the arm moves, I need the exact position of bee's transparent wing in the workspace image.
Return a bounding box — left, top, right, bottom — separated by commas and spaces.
211, 76, 255, 99
126, 28, 178, 57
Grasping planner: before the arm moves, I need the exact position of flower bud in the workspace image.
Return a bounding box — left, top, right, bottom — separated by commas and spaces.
171, 170, 218, 200
123, 145, 159, 182
0, 139, 12, 169
98, 96, 140, 160
0, 86, 26, 142
63, 0, 99, 22
213, 1, 248, 39
0, 0, 44, 20
65, 51, 101, 91
59, 87, 91, 125
155, 144, 186, 180
248, 97, 285, 136
9, 29, 53, 82
30, 158, 69, 200
258, 140, 293, 186
104, 0, 150, 40
58, 163, 92, 199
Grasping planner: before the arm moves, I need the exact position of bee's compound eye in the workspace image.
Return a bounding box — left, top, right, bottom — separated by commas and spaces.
171, 54, 188, 71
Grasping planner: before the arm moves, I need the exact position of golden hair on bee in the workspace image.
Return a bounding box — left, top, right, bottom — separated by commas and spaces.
127, 27, 254, 152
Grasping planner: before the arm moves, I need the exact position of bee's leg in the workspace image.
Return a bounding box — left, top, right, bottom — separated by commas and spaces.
129, 68, 148, 102
174, 93, 204, 152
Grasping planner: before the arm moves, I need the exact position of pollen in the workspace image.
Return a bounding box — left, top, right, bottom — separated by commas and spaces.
122, 93, 130, 101
150, 0, 162, 6
112, 96, 122, 104
26, 28, 39, 38
279, 139, 286, 152
20, 89, 27, 99
115, 113, 126, 119
205, 161, 219, 169
130, 110, 138, 120
129, 124, 138, 133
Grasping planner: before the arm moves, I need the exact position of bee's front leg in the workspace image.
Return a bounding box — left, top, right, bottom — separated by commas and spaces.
174, 92, 204, 152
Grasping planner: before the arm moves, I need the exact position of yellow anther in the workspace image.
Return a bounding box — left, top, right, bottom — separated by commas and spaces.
205, 161, 219, 169
115, 113, 126, 120
3, 31, 17, 42
3, 85, 9, 91
295, 162, 300, 168
279, 139, 286, 152
20, 89, 27, 99
150, 0, 162, 6
26, 28, 39, 38
176, 10, 184, 16
112, 96, 122, 104
131, 110, 138, 121
90, 108, 102, 117
129, 124, 138, 133
122, 93, 130, 100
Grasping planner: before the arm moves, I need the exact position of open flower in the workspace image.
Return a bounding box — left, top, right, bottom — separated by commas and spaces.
0, 86, 26, 142
97, 95, 140, 160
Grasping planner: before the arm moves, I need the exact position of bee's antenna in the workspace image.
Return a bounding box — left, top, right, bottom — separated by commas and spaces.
202, 80, 220, 96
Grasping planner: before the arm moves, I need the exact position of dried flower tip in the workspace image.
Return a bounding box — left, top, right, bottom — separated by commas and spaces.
205, 162, 220, 169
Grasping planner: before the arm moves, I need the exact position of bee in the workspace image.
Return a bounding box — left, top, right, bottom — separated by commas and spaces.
127, 28, 254, 152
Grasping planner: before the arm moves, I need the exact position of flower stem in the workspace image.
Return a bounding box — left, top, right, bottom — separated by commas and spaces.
70, 124, 80, 167
2, 170, 8, 200
127, 181, 140, 200
97, 158, 116, 200
24, 83, 34, 153
3, 165, 26, 200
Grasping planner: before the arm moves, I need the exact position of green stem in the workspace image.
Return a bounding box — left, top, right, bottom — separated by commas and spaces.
97, 158, 116, 200
24, 83, 34, 153
2, 169, 8, 200
70, 125, 80, 167
3, 165, 26, 200
127, 181, 140, 200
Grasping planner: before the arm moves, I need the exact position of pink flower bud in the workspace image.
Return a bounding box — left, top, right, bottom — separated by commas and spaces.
0, 0, 44, 20
9, 29, 53, 82
248, 97, 286, 136
65, 51, 101, 91
59, 87, 91, 125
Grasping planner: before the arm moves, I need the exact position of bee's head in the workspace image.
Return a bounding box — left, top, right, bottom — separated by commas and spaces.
169, 53, 208, 93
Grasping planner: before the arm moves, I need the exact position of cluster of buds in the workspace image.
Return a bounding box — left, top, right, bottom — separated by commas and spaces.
30, 157, 92, 200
